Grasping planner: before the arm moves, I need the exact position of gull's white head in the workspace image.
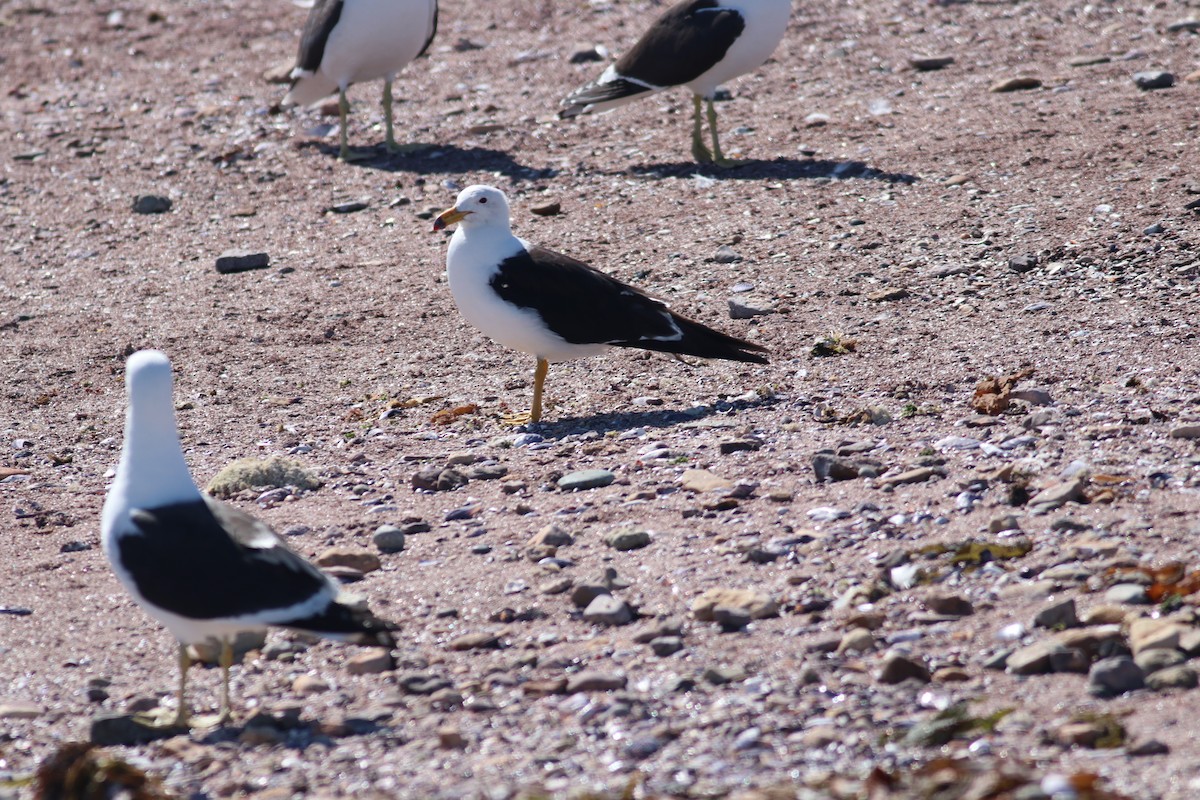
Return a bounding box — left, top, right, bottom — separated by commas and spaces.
126, 349, 176, 413
433, 184, 512, 233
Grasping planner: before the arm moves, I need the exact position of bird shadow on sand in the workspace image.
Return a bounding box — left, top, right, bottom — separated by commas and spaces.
623, 157, 919, 184
297, 141, 556, 180
527, 393, 780, 440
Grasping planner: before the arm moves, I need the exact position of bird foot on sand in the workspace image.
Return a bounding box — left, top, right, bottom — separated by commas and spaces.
501, 411, 535, 427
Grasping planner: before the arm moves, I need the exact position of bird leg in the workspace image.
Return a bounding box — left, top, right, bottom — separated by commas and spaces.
337, 88, 372, 162
501, 357, 549, 426
217, 637, 234, 725
705, 98, 737, 168
172, 643, 191, 729
383, 79, 399, 153
690, 95, 713, 163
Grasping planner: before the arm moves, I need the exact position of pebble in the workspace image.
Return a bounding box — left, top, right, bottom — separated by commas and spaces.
1027, 478, 1086, 512
989, 76, 1041, 92
713, 245, 742, 264
530, 200, 561, 216
910, 55, 954, 70
566, 671, 626, 693
583, 594, 633, 626
692, 588, 778, 621
1087, 656, 1144, 697
557, 469, 615, 491
132, 195, 171, 214
1006, 641, 1086, 675
605, 528, 651, 551
372, 525, 406, 553
702, 665, 746, 685
315, 547, 381, 574
728, 299, 774, 319
1105, 583, 1149, 605
571, 582, 611, 608
0, 702, 42, 719
329, 198, 370, 213
91, 713, 178, 746
837, 628, 874, 653
876, 653, 931, 684
733, 726, 761, 750
1034, 598, 1079, 630
650, 636, 684, 656
879, 466, 942, 486
1145, 665, 1198, 691
1008, 254, 1038, 273
215, 249, 270, 274
1135, 648, 1184, 674
1129, 618, 1184, 654
811, 453, 862, 482
293, 675, 331, 695
448, 632, 501, 651
719, 438, 762, 454
713, 605, 752, 632
679, 468, 733, 493
1143, 222, 1165, 235
1132, 71, 1174, 90
1168, 425, 1200, 439
347, 648, 394, 675
925, 594, 973, 617
1128, 738, 1170, 756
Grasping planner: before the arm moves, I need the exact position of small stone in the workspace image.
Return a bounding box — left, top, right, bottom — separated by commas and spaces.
1133, 70, 1175, 90
215, 249, 270, 274
605, 528, 651, 551
879, 466, 942, 487
315, 547, 381, 574
557, 469, 615, 491
727, 299, 773, 319
680, 469, 733, 493
1008, 254, 1038, 273
933, 667, 971, 682
568, 47, 604, 64
1081, 605, 1129, 626
438, 726, 467, 749
539, 576, 573, 595
566, 670, 626, 692
925, 594, 974, 617
262, 57, 295, 84
570, 583, 610, 608
448, 632, 501, 651
329, 199, 370, 214
701, 664, 746, 685
1034, 598, 1080, 630
293, 675, 332, 695
719, 438, 762, 454
1168, 425, 1200, 439
1135, 648, 1185, 674
1128, 738, 1170, 756
436, 468, 469, 491
713, 245, 742, 264
530, 200, 561, 216
876, 653, 931, 684
583, 594, 633, 626
347, 648, 393, 675
1105, 583, 1149, 605
868, 287, 909, 302
0, 702, 42, 719
650, 636, 684, 656
1143, 222, 1165, 235
692, 588, 777, 621
987, 514, 1022, 534
1129, 618, 1185, 655
811, 453, 861, 482
411, 467, 441, 490
1087, 656, 1144, 697
1146, 665, 1198, 691
1027, 478, 1086, 512
910, 54, 954, 70
990, 76, 1041, 92
90, 713, 179, 746
713, 605, 752, 632
1068, 54, 1112, 67
837, 628, 875, 653
1006, 641, 1085, 675
1055, 720, 1108, 748
372, 525, 406, 553
132, 195, 171, 214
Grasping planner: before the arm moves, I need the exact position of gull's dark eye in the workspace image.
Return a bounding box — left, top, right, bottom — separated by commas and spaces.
479, 197, 488, 204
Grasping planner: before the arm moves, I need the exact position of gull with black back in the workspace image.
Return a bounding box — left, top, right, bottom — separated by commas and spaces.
285, 0, 439, 160
560, 0, 791, 165
433, 185, 768, 424
101, 350, 396, 728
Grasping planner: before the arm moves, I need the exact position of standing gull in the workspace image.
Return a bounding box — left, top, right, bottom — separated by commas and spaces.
433, 185, 768, 424
284, 0, 439, 160
559, 0, 791, 165
101, 350, 395, 728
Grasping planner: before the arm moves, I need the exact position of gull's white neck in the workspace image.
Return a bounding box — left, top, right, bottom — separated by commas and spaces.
107, 381, 200, 514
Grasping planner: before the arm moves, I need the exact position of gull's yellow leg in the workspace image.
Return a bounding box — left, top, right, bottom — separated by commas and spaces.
217, 638, 234, 725
173, 643, 191, 728
502, 358, 549, 426
691, 95, 713, 163
706, 98, 737, 168
530, 357, 549, 423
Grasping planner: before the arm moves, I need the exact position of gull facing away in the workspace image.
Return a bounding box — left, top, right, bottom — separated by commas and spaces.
284, 0, 439, 160
433, 185, 768, 424
559, 0, 791, 165
101, 350, 395, 728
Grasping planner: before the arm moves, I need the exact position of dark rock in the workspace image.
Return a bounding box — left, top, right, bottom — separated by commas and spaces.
566, 671, 626, 692
925, 594, 974, 617
1087, 656, 1145, 697
713, 605, 752, 632
90, 713, 181, 746
910, 55, 954, 71
437, 468, 469, 491
132, 195, 171, 214
719, 438, 762, 454
329, 199, 370, 213
1034, 598, 1080, 630
650, 636, 684, 656
557, 469, 615, 491
215, 249, 270, 274
1008, 254, 1038, 273
812, 453, 861, 482
530, 201, 561, 216
1133, 71, 1175, 90
876, 653, 931, 684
